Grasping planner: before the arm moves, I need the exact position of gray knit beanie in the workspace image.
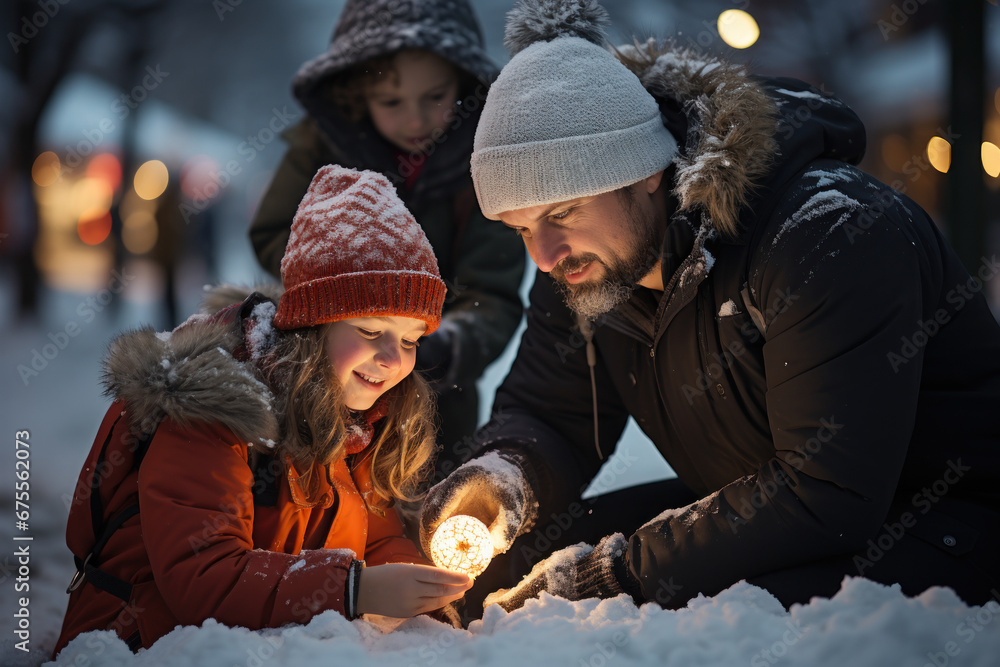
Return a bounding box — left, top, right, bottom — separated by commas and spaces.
471, 0, 678, 220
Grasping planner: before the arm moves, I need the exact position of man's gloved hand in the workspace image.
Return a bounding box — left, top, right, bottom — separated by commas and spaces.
483, 533, 629, 613
420, 450, 537, 558
415, 324, 458, 387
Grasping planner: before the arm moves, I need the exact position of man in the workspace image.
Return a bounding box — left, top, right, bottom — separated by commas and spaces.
421, 0, 1000, 614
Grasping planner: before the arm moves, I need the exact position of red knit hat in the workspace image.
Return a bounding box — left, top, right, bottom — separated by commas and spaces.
274, 166, 446, 333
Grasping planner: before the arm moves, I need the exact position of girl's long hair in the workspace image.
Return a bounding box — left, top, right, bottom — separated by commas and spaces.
256, 324, 438, 507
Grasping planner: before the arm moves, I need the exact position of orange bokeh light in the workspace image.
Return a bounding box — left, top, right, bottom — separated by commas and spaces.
78, 212, 113, 245
86, 153, 123, 192
32, 151, 61, 187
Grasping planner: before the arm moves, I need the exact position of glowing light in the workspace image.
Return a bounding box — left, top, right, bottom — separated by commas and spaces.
718, 10, 759, 49
983, 142, 1000, 178
123, 210, 158, 254
134, 160, 169, 200
927, 136, 951, 174
72, 177, 114, 220
32, 152, 61, 187
86, 153, 123, 192
429, 515, 493, 578
78, 212, 112, 245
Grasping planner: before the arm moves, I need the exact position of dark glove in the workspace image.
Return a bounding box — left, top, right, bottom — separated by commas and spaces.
483, 533, 629, 612
420, 450, 537, 558
415, 324, 458, 387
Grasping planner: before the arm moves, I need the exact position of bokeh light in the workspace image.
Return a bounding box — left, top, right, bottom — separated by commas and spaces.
429, 515, 493, 578
134, 160, 169, 200
86, 153, 123, 192
718, 10, 759, 49
32, 152, 61, 187
72, 177, 114, 220
77, 212, 113, 245
123, 210, 158, 254
927, 136, 951, 174
982, 142, 1000, 178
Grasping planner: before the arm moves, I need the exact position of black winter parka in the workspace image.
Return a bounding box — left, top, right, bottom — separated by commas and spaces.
480, 44, 1000, 606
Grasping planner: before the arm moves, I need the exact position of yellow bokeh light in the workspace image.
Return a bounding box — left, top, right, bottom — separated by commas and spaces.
983, 142, 1000, 178
429, 515, 493, 578
718, 9, 759, 49
72, 177, 114, 220
134, 160, 169, 200
32, 151, 61, 187
927, 136, 951, 174
123, 210, 158, 255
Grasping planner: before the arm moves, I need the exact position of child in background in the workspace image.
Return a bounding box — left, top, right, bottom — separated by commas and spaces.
54, 166, 471, 656
249, 0, 525, 476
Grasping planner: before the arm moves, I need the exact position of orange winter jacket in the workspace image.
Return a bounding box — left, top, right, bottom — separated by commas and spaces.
54, 296, 427, 656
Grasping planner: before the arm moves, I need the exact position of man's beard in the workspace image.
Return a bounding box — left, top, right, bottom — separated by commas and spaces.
551, 193, 662, 320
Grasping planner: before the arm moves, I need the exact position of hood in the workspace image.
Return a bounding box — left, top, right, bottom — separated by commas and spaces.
101, 292, 281, 448
617, 39, 866, 239
290, 0, 498, 206
292, 0, 497, 125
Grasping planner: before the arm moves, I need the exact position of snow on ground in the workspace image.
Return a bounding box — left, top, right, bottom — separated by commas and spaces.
47, 579, 1000, 667
3, 278, 1000, 667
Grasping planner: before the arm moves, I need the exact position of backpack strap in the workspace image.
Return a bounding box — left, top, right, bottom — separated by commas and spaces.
66, 419, 158, 603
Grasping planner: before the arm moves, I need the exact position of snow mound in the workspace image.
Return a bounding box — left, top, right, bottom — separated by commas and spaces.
46, 577, 1000, 666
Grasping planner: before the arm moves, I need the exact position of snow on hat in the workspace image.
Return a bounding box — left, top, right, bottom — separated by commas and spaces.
274, 166, 446, 333
470, 0, 678, 220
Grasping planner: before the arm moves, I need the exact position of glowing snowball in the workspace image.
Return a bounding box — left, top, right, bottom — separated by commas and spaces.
430, 515, 493, 578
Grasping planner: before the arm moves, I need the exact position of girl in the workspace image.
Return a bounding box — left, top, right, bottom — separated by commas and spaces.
54, 166, 471, 656
249, 0, 526, 474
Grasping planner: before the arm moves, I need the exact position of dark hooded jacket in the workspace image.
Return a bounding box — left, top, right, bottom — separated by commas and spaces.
479, 42, 1000, 606
249, 0, 525, 423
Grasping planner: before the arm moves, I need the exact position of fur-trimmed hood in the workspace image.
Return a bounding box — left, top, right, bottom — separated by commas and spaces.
100, 287, 284, 447
615, 39, 864, 239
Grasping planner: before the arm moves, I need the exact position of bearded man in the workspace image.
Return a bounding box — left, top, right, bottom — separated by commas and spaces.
421, 0, 1000, 616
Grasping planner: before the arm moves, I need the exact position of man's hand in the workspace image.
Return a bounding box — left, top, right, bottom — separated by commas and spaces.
484, 533, 629, 612
356, 563, 472, 618
420, 451, 537, 557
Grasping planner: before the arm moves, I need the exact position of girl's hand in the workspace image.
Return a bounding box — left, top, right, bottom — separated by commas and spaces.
356, 563, 472, 617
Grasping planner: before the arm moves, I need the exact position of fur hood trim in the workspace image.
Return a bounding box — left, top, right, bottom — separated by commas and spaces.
101, 295, 280, 448
616, 39, 779, 237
